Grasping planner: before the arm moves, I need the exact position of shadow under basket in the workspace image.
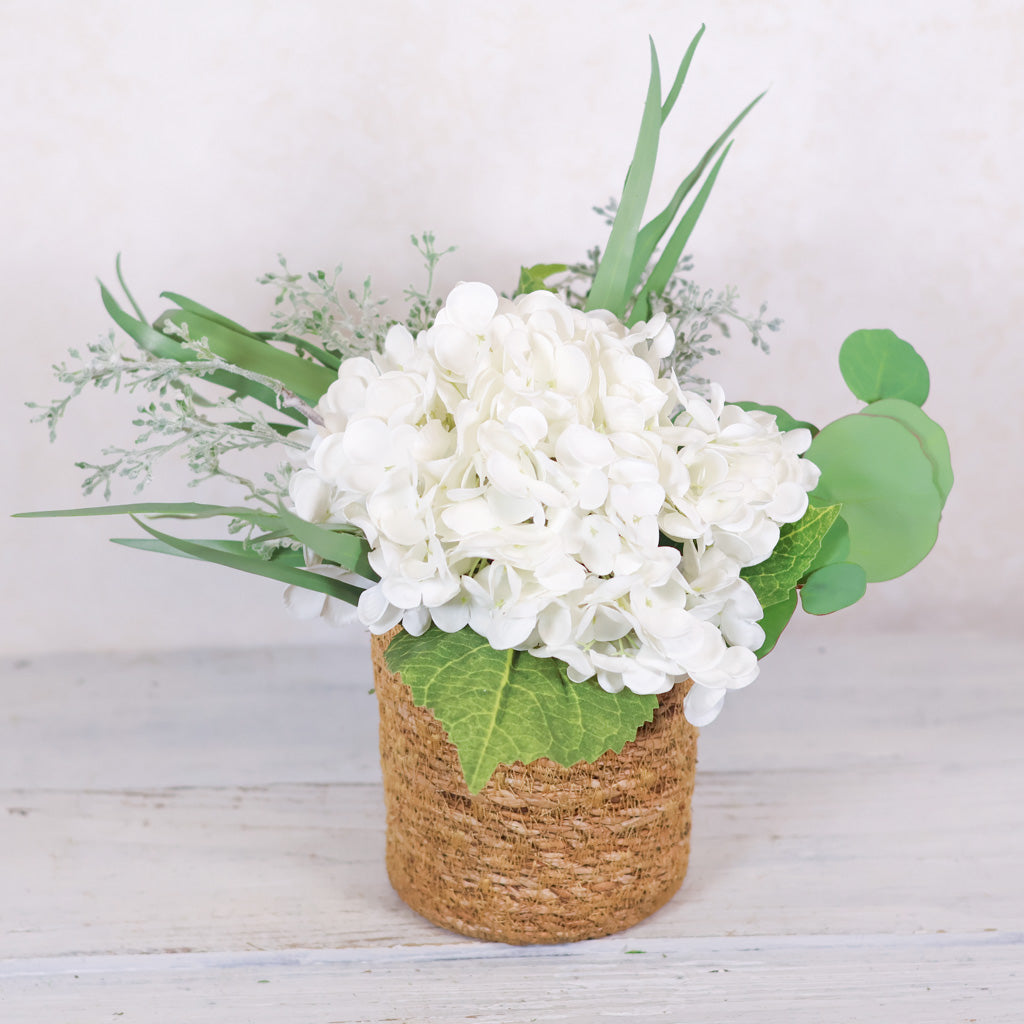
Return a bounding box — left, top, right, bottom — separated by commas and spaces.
371, 630, 699, 945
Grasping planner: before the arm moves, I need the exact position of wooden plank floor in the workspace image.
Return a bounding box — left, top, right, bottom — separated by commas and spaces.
2, 628, 1021, 1022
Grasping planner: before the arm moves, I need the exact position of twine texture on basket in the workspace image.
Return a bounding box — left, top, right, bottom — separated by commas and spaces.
372, 628, 699, 945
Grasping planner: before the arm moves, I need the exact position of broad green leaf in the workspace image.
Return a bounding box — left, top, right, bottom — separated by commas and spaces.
627, 90, 765, 294
385, 627, 659, 794
660, 24, 704, 122
800, 562, 867, 615
125, 517, 363, 605
585, 39, 663, 317
630, 142, 732, 324
516, 263, 568, 296
275, 506, 377, 580
859, 398, 953, 503
808, 414, 942, 582
157, 310, 336, 404
838, 329, 930, 406
753, 590, 798, 659
741, 504, 841, 609
113, 537, 306, 568
732, 401, 818, 435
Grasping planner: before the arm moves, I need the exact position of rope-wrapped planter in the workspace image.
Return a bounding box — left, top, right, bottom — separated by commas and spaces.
371, 629, 699, 944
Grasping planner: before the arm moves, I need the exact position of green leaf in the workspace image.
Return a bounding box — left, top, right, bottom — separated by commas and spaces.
800, 562, 867, 615
858, 398, 953, 504
101, 283, 304, 421
160, 292, 262, 338
660, 24, 704, 122
157, 310, 336, 404
731, 401, 818, 435
753, 590, 798, 659
741, 504, 841, 609
805, 513, 851, 575
516, 263, 568, 295
630, 141, 732, 324
838, 329, 930, 406
385, 627, 659, 794
15, 500, 278, 525
115, 254, 147, 321
808, 414, 942, 582
585, 39, 663, 317
627, 90, 765, 296
274, 506, 377, 580
113, 537, 306, 568
125, 517, 364, 605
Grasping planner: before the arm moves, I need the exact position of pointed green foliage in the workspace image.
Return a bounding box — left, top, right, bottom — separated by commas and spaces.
800, 562, 867, 615
741, 504, 841, 609
274, 506, 376, 580
808, 414, 942, 582
15, 500, 279, 526
160, 292, 262, 338
157, 309, 335, 404
630, 142, 732, 324
113, 536, 306, 567
385, 627, 659, 794
585, 39, 663, 317
659, 24, 703, 121
627, 90, 765, 297
516, 264, 568, 296
732, 401, 817, 435
859, 398, 953, 503
839, 329, 930, 406
126, 516, 363, 605
754, 590, 798, 659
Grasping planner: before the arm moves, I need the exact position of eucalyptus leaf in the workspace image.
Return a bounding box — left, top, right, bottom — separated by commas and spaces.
741, 504, 841, 609
859, 398, 953, 503
385, 627, 659, 794
753, 590, 798, 659
805, 513, 851, 575
838, 329, 930, 406
731, 401, 818, 435
808, 414, 942, 582
126, 516, 363, 605
585, 39, 663, 317
800, 562, 867, 615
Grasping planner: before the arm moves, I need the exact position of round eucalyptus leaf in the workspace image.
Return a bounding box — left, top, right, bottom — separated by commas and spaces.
805, 510, 850, 575
753, 590, 798, 659
839, 329, 930, 406
859, 398, 953, 504
800, 562, 867, 615
808, 414, 942, 582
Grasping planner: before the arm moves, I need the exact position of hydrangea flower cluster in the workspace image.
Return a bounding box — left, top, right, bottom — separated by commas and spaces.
289, 283, 819, 725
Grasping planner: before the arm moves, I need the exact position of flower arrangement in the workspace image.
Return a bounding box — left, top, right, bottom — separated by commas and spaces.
23, 29, 951, 800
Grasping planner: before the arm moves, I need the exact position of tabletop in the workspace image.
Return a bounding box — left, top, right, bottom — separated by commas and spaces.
2, 627, 1021, 1023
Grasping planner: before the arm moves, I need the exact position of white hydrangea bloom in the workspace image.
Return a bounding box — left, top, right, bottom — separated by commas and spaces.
289, 283, 819, 725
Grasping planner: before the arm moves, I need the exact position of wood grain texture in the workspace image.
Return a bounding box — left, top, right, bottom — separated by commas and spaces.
1, 628, 1021, 1020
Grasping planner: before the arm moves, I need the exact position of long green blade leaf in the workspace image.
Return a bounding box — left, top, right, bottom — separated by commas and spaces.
157, 310, 336, 404
585, 39, 663, 317
160, 292, 262, 338
15, 501, 279, 528
274, 506, 377, 581
660, 24, 704, 122
254, 331, 342, 371
627, 90, 765, 294
115, 254, 147, 321
126, 517, 364, 605
113, 537, 306, 568
630, 141, 732, 324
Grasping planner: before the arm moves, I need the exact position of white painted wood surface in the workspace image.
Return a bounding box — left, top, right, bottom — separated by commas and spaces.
2, 628, 1022, 1022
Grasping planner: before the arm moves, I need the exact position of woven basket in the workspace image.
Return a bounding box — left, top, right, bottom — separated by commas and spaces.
371, 629, 699, 944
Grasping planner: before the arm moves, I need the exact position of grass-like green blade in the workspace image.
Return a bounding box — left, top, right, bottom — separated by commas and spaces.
160, 292, 262, 338
158, 310, 336, 404
254, 331, 342, 371
125, 516, 364, 605
113, 536, 306, 568
630, 141, 732, 324
115, 254, 147, 321
101, 284, 304, 421
585, 39, 663, 317
660, 24, 704, 123
275, 506, 377, 581
627, 91, 765, 298
15, 501, 279, 528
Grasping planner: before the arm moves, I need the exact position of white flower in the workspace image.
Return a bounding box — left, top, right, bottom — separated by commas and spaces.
292, 283, 819, 724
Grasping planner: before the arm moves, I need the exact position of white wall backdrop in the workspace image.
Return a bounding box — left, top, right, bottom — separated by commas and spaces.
3, 0, 1020, 655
